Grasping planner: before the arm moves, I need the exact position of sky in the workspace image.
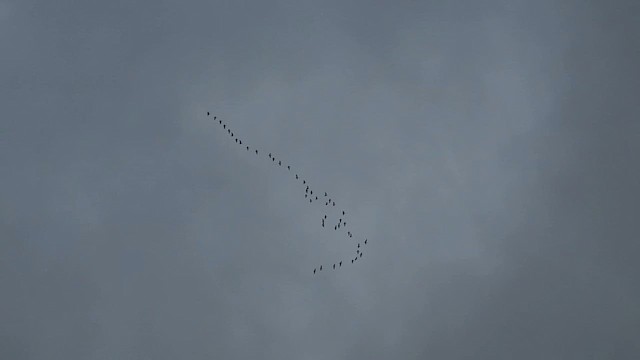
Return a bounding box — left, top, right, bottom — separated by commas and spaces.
1, 0, 639, 358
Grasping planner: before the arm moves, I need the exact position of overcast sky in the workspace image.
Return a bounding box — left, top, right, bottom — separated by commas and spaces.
2, 0, 639, 359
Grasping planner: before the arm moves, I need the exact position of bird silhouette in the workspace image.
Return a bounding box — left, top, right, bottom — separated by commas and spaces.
235, 139, 238, 143
351, 259, 354, 263
333, 202, 335, 206
325, 192, 328, 196
287, 165, 290, 170
246, 146, 249, 150
255, 150, 258, 154
320, 265, 322, 271
223, 124, 226, 129
207, 112, 210, 116
313, 268, 316, 274
333, 264, 335, 269
364, 239, 367, 244
279, 161, 281, 166
360, 252, 363, 258
269, 153, 271, 158
334, 226, 337, 230
296, 175, 298, 179
339, 261, 342, 267
239, 140, 242, 145
324, 215, 327, 219
303, 180, 306, 184
358, 243, 360, 248
343, 211, 345, 215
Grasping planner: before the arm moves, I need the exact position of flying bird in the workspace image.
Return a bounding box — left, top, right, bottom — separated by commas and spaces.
333, 264, 335, 269
358, 243, 360, 248
256, 150, 258, 154
207, 112, 210, 116
325, 192, 327, 196
223, 124, 226, 129
364, 239, 367, 244
343, 211, 345, 215
339, 261, 342, 267
360, 252, 363, 258
279, 161, 281, 166
320, 265, 322, 271
314, 268, 316, 274
333, 202, 335, 206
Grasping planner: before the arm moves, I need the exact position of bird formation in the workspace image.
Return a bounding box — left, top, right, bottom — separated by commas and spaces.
209, 112, 369, 274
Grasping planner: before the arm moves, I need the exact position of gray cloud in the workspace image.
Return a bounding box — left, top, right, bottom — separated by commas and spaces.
2, 0, 639, 358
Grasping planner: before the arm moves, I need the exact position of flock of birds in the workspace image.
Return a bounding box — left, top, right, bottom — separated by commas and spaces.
209, 112, 369, 274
